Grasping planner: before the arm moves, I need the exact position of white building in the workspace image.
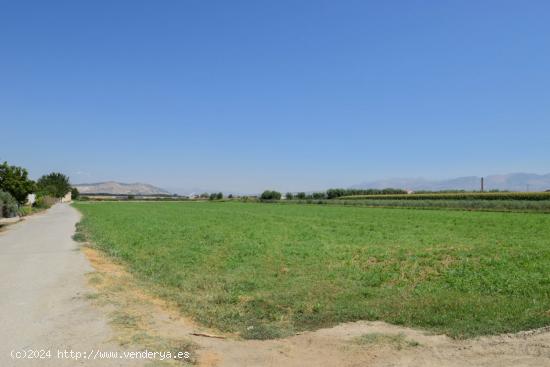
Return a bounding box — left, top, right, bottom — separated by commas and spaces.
61, 191, 72, 203
26, 193, 36, 205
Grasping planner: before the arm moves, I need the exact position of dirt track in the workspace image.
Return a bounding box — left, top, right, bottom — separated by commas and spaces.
0, 204, 142, 366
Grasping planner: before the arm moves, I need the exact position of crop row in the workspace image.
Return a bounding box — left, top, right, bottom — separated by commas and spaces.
283, 199, 550, 212
338, 192, 550, 201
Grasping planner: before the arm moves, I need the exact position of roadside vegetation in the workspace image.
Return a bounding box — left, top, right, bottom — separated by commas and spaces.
74, 201, 550, 340
0, 160, 76, 218
0, 190, 19, 218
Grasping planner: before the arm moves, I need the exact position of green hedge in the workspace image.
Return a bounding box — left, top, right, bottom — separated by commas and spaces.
338, 192, 550, 201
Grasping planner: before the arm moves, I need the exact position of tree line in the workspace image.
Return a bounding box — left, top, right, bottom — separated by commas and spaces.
284, 188, 407, 201
198, 188, 409, 202
256, 188, 408, 201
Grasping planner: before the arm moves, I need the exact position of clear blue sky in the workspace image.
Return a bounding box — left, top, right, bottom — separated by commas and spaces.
1, 1, 549, 193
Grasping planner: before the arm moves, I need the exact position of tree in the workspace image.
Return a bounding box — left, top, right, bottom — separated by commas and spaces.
37, 172, 71, 198
216, 192, 223, 200
228, 194, 234, 199
71, 187, 80, 200
326, 188, 346, 199
312, 192, 326, 199
296, 192, 306, 200
0, 161, 36, 204
260, 190, 281, 201
285, 192, 294, 200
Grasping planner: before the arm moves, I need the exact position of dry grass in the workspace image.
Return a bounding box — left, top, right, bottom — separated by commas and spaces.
82, 246, 197, 365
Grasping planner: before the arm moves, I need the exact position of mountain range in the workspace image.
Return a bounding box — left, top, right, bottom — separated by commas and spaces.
73, 173, 550, 196
352, 173, 550, 192
73, 181, 171, 195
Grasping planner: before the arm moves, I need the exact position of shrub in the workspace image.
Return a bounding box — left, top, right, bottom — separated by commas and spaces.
34, 195, 57, 209
18, 205, 33, 217
0, 190, 19, 218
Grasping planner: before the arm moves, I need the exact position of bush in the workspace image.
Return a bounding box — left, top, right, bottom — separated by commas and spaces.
0, 190, 19, 218
261, 190, 281, 201
19, 205, 33, 217
34, 195, 57, 209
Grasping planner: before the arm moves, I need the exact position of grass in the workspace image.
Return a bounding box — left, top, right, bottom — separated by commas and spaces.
353, 332, 420, 349
81, 246, 196, 364
73, 201, 550, 339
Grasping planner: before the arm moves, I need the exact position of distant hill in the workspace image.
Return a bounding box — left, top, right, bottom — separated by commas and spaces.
73, 181, 171, 195
353, 173, 550, 192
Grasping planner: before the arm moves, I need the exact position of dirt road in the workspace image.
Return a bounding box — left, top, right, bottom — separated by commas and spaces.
0, 204, 141, 367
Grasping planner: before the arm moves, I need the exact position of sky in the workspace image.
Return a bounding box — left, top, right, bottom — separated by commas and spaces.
1, 1, 549, 194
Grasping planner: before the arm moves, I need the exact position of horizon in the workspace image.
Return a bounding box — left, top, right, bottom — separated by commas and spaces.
72, 171, 550, 195
2, 1, 549, 192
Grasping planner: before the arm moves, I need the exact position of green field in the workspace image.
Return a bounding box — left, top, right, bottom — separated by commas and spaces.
286, 199, 550, 212
73, 201, 550, 339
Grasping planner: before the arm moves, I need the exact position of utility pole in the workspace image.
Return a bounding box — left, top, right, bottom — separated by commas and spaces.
481, 177, 484, 192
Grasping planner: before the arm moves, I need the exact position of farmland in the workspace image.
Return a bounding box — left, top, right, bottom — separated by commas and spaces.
73, 201, 550, 340
289, 199, 550, 212
338, 191, 550, 201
